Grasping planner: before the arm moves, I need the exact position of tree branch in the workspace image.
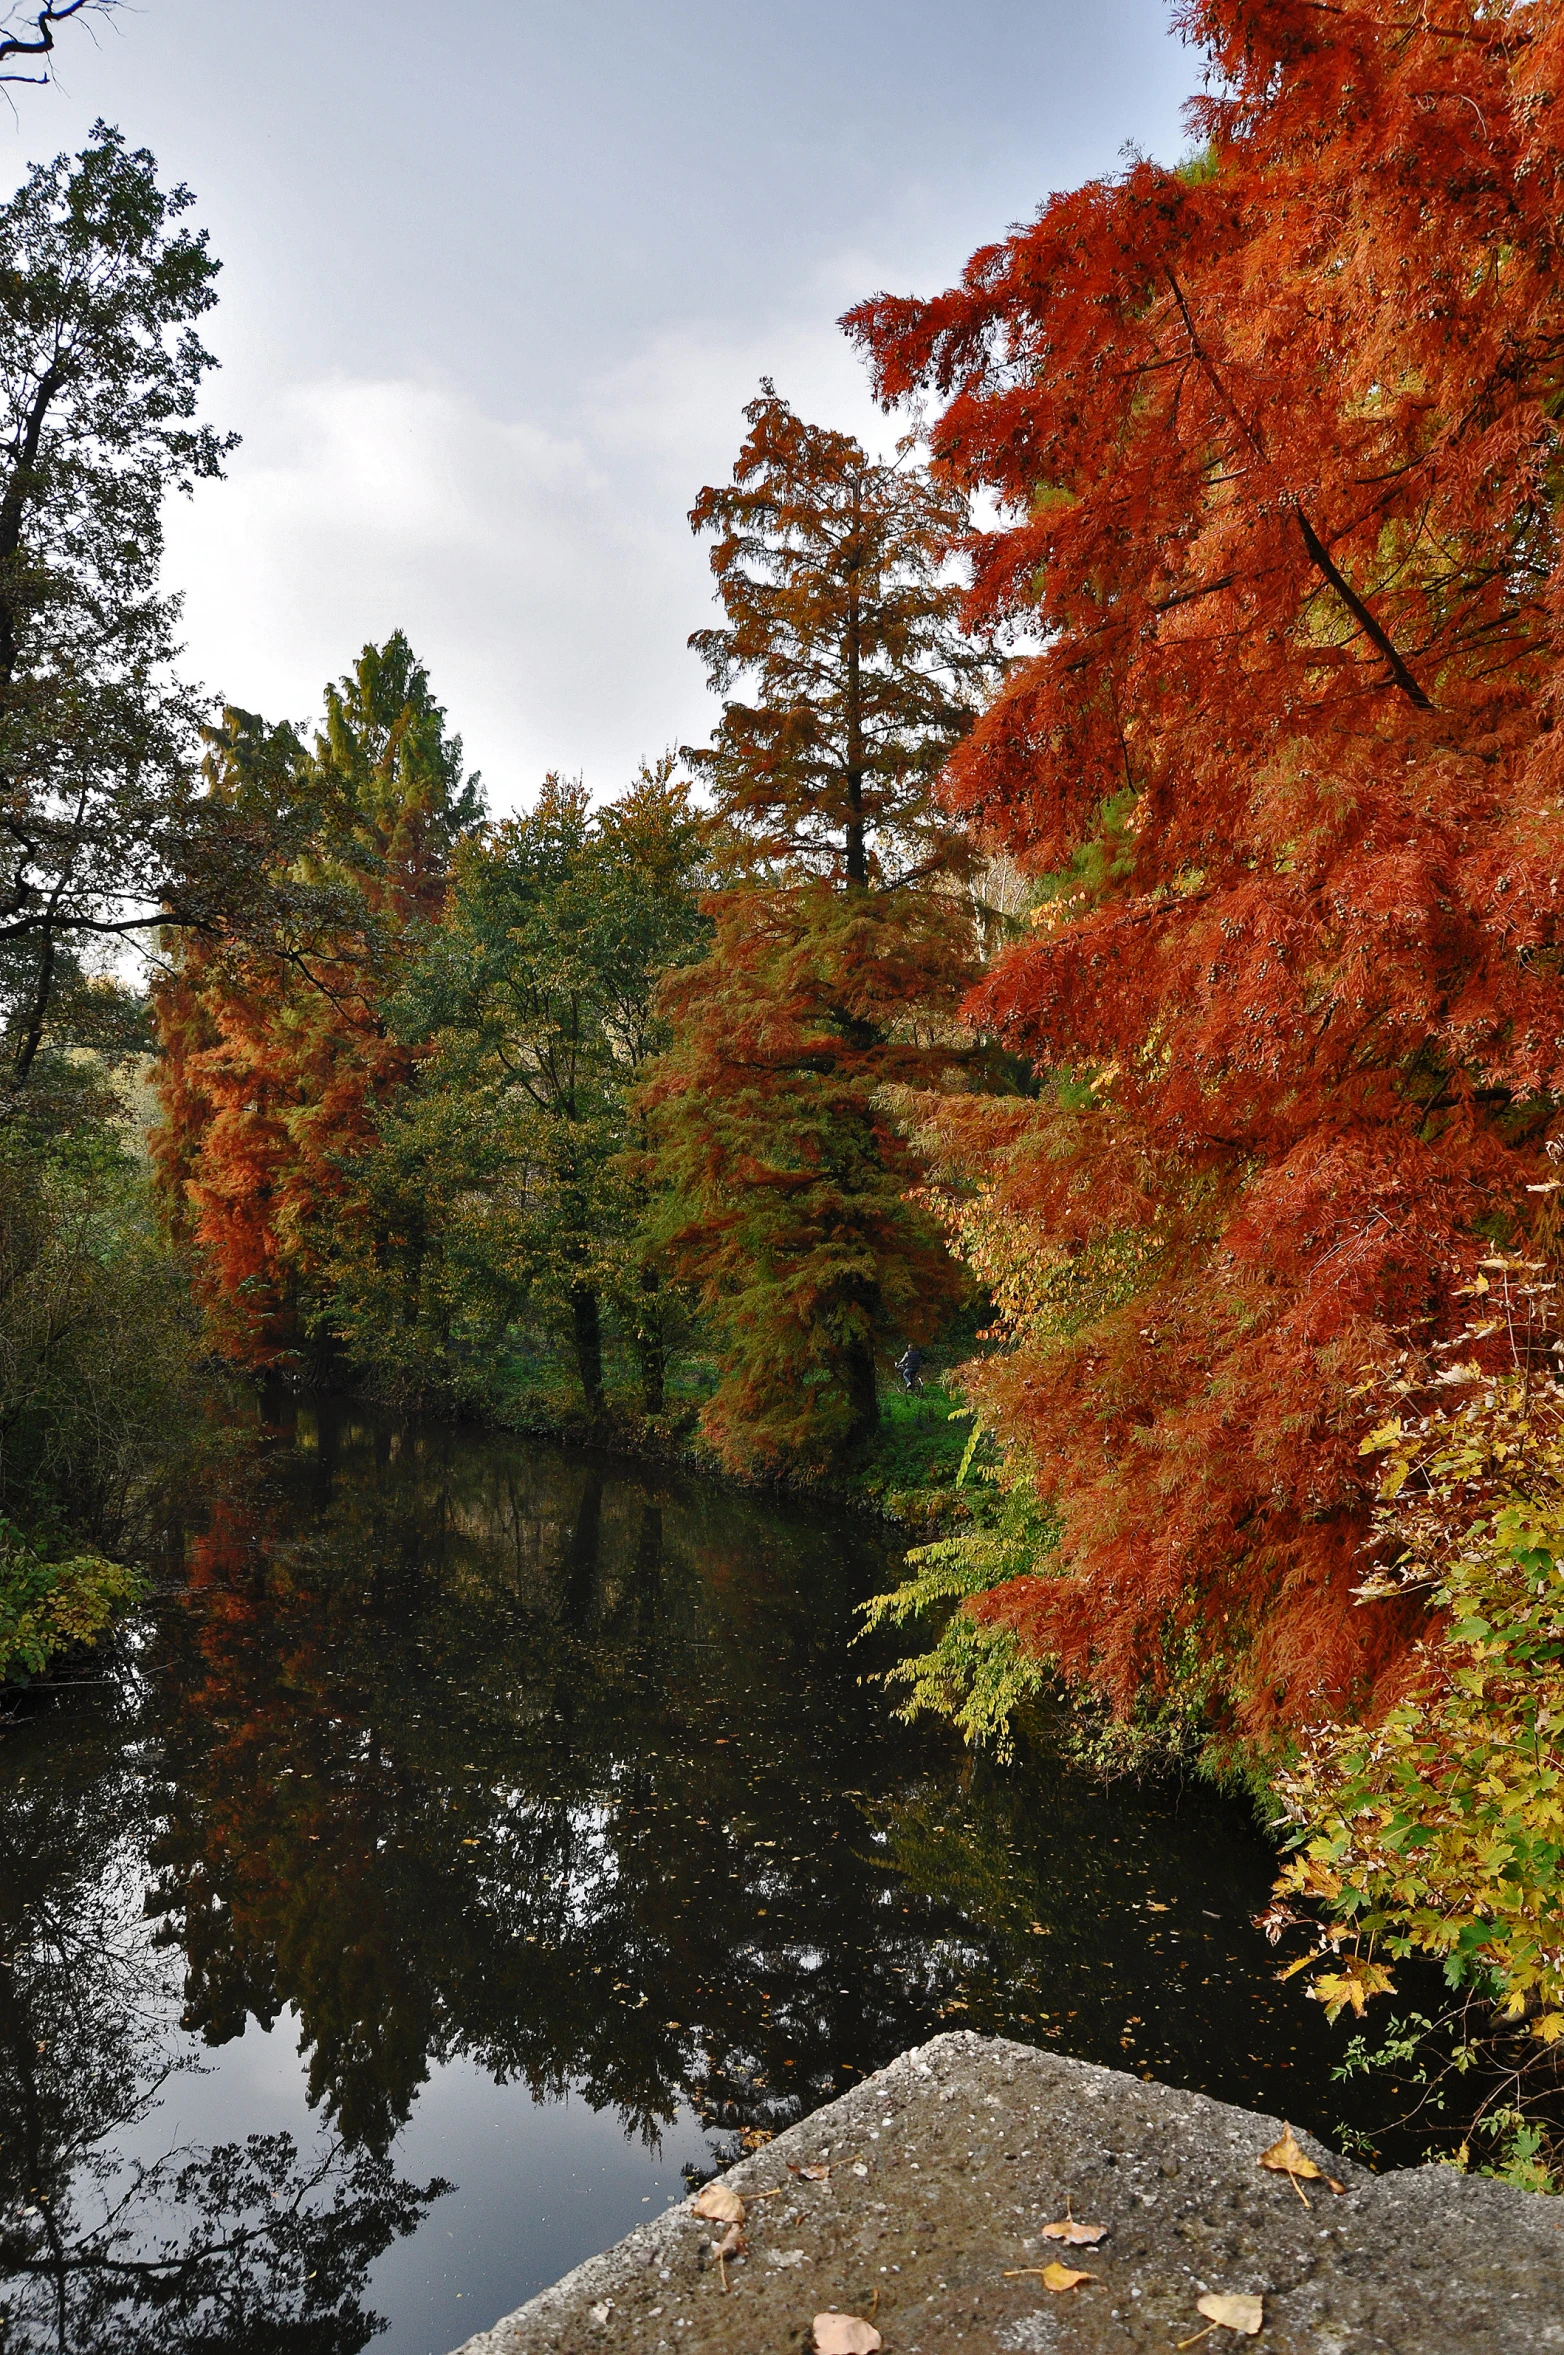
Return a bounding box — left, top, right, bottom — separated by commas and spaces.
0, 2, 118, 85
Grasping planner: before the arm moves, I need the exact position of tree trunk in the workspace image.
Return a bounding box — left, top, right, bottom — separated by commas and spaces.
572, 1283, 604, 1414
636, 1261, 665, 1414
844, 1331, 879, 1448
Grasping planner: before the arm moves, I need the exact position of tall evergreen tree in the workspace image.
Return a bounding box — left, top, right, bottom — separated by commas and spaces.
647, 388, 1004, 1474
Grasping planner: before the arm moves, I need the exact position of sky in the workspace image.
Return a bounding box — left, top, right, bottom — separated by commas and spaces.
6, 0, 1198, 810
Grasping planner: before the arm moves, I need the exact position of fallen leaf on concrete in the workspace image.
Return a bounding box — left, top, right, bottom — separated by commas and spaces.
812, 2313, 882, 2353
789, 2161, 831, 2181
1257, 2124, 1345, 2202
1198, 2290, 1264, 2333
690, 2182, 744, 2224
1004, 2262, 1097, 2291
1042, 2218, 1107, 2246
714, 2222, 745, 2256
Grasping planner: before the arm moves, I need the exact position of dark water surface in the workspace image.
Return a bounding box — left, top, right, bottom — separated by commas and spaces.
2, 1398, 1410, 2355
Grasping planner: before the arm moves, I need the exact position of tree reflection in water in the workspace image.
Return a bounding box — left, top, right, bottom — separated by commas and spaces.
3, 1393, 1420, 2352
0, 1697, 445, 2355
143, 1396, 982, 2160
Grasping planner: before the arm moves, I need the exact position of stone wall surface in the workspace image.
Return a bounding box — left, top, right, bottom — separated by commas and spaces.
450, 2030, 1564, 2355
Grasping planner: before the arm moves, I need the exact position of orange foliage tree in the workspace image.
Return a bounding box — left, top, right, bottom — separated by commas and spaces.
154, 637, 480, 1368
647, 389, 1003, 1473
847, 0, 1564, 1737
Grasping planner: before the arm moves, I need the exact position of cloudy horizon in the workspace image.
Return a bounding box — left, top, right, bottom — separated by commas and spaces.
11, 0, 1196, 806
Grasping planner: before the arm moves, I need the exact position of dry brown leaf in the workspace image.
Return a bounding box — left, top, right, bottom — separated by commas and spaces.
1042, 2218, 1107, 2245
789, 2161, 831, 2181
1257, 2125, 1345, 2201
1198, 2290, 1264, 2334
812, 2314, 882, 2354
715, 2221, 745, 2256
690, 2182, 744, 2224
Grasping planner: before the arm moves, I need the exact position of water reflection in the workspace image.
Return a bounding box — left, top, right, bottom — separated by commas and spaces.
0, 1701, 443, 2355
2, 1394, 1422, 2352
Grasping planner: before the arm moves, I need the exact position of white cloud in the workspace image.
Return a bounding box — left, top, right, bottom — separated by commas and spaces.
158, 301, 914, 814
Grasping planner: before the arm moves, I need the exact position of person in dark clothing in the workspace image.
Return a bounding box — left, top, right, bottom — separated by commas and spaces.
895, 1344, 924, 1394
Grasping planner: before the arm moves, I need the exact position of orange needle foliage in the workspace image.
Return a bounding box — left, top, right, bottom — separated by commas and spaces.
846, 0, 1564, 1735
648, 391, 1002, 1473
154, 638, 479, 1369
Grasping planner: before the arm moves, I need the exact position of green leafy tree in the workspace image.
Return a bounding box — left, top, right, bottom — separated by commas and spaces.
323, 762, 708, 1413
0, 126, 235, 1115
646, 387, 1004, 1474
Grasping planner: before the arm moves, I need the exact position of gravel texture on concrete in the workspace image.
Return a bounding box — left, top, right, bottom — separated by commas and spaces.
451, 2030, 1564, 2355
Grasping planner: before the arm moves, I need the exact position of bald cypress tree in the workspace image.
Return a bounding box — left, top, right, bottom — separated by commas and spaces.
647, 387, 1003, 1475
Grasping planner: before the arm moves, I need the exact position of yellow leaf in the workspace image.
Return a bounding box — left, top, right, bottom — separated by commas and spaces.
1258, 2123, 1347, 2200
1311, 1957, 1394, 2020
1533, 2012, 1564, 2045
1259, 2124, 1322, 2182
1005, 2262, 1098, 2291
1041, 2218, 1107, 2245
1197, 2291, 1264, 2334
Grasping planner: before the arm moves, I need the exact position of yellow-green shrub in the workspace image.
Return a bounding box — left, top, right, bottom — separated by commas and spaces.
0, 1522, 144, 1686
1274, 1272, 1564, 2042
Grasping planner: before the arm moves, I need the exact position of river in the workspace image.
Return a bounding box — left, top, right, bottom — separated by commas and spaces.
0, 1394, 1419, 2355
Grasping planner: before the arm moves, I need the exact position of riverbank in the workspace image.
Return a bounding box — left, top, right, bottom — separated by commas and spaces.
452, 2032, 1564, 2355
456, 1366, 978, 1536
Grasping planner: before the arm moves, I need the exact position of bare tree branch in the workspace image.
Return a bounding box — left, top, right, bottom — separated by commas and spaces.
0, 1, 118, 87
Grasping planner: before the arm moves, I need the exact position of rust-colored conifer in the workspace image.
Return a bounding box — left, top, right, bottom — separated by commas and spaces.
847, 0, 1564, 1734
648, 389, 1002, 1472
153, 638, 478, 1368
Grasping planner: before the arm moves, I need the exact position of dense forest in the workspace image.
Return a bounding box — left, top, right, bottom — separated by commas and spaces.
6, 0, 1564, 2183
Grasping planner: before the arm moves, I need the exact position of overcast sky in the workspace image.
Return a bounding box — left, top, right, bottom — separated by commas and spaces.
11, 0, 1196, 809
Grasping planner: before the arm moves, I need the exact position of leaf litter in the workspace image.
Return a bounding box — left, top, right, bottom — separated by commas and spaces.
1177, 2290, 1265, 2343
1258, 2124, 1345, 2203
812, 2314, 882, 2353
689, 2181, 744, 2225
1004, 2260, 1097, 2291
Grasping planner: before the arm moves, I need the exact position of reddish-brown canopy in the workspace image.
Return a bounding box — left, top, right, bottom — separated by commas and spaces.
845, 0, 1564, 1734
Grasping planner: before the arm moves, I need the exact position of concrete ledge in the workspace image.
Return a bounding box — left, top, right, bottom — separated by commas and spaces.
451, 2031, 1564, 2354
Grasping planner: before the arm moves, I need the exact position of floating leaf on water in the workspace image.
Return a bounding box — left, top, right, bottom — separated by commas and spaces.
812, 2313, 882, 2353
690, 2182, 744, 2224
1042, 2218, 1107, 2245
